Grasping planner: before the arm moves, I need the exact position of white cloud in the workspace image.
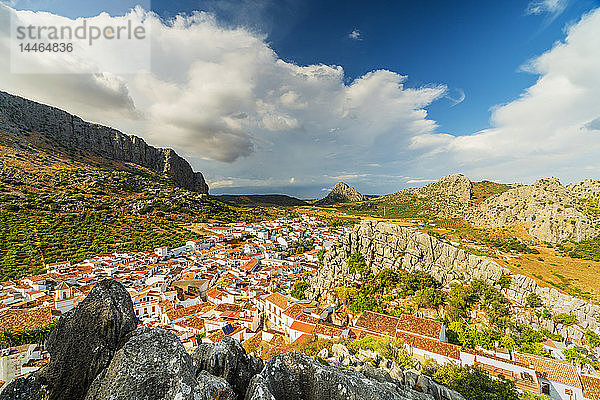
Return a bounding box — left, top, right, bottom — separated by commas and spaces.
413, 8, 600, 184
0, 4, 447, 193
349, 29, 361, 40
406, 179, 435, 184
526, 0, 567, 16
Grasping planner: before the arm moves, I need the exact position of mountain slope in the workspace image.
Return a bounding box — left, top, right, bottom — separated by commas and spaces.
0, 90, 208, 193
315, 181, 366, 205
467, 177, 600, 243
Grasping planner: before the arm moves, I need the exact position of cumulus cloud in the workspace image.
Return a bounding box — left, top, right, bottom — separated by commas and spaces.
0, 4, 448, 194
413, 8, 600, 184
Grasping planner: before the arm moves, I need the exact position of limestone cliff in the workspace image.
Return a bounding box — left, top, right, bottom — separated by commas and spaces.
309, 220, 600, 340
315, 181, 366, 205
0, 91, 208, 194
467, 177, 599, 243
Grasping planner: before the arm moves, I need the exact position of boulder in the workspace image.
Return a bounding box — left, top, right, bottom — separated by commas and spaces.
247, 351, 432, 400
2, 279, 137, 400
192, 336, 263, 399
85, 328, 234, 400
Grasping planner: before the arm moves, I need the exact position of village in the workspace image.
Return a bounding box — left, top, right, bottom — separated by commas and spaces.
0, 214, 599, 400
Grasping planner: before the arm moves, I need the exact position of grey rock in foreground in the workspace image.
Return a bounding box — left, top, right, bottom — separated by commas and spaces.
85, 327, 235, 400
1, 279, 137, 400
246, 351, 433, 400
192, 336, 263, 399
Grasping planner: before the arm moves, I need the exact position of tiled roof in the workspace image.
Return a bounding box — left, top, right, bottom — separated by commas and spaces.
290, 321, 316, 334
265, 292, 290, 310
283, 303, 309, 319
0, 307, 53, 331
397, 331, 460, 360
514, 352, 581, 388
175, 315, 205, 331
396, 314, 443, 340
582, 375, 600, 400
354, 311, 400, 336
165, 302, 212, 322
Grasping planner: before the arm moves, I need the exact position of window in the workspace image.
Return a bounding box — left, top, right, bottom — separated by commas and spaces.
541, 382, 550, 395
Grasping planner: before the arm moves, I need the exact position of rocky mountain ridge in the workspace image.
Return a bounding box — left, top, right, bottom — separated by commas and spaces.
468, 177, 600, 243
315, 181, 366, 205
1, 279, 462, 400
401, 174, 473, 217
308, 220, 600, 340
0, 91, 208, 193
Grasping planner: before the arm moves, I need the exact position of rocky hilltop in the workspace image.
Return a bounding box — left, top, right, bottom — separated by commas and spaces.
308, 220, 600, 340
0, 91, 208, 193
315, 181, 366, 205
467, 177, 599, 243
1, 279, 461, 400
368, 174, 474, 218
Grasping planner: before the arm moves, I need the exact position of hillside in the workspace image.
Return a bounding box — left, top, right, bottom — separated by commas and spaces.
0, 93, 270, 280
0, 90, 208, 193
468, 177, 600, 243
345, 174, 477, 218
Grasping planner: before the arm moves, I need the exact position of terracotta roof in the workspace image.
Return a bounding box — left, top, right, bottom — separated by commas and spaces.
582, 375, 600, 400
283, 303, 310, 319
175, 315, 205, 331
214, 303, 243, 312
354, 311, 400, 336
514, 352, 581, 388
290, 321, 316, 334
0, 307, 53, 331
396, 314, 443, 340
265, 292, 291, 310
314, 323, 344, 338
165, 302, 212, 322
295, 312, 319, 325
397, 331, 460, 360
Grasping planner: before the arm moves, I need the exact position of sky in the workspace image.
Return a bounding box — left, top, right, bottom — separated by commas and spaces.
1, 0, 600, 197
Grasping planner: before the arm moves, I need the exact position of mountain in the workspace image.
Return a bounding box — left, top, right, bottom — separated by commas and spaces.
350, 174, 480, 218
467, 177, 600, 243
0, 91, 208, 193
315, 181, 366, 205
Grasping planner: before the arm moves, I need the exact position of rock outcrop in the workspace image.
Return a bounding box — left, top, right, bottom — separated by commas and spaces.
0, 91, 208, 193
85, 328, 233, 400
308, 220, 600, 340
246, 351, 455, 400
1, 279, 137, 400
192, 336, 264, 399
316, 182, 366, 205
468, 177, 599, 243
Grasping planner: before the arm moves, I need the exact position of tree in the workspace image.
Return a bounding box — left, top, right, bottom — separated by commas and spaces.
526, 293, 542, 309
423, 360, 520, 400
317, 248, 326, 265
291, 281, 310, 300
346, 253, 372, 281
414, 287, 446, 311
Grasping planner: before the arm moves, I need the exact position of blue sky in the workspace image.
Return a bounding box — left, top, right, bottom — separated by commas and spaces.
3, 0, 600, 197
